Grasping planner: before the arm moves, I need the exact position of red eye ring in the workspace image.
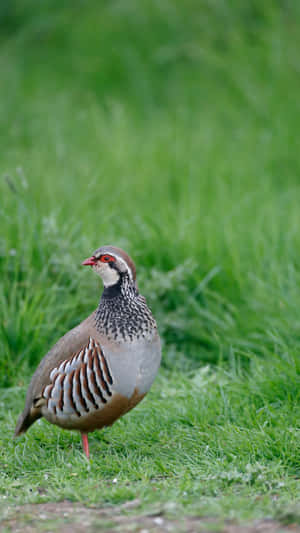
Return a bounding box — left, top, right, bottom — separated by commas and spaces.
100, 254, 115, 263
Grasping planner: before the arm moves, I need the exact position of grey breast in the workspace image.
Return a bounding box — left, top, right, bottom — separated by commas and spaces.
100, 332, 161, 398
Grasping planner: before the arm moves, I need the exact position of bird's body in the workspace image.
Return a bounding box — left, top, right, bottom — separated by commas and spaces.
14, 246, 161, 457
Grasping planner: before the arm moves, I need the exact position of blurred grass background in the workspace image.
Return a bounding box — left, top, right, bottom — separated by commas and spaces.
0, 1, 300, 524
1, 0, 300, 384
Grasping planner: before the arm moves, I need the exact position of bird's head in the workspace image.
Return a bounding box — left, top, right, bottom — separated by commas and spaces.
82, 246, 136, 289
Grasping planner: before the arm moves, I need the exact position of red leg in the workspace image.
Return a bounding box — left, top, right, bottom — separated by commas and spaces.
81, 433, 90, 460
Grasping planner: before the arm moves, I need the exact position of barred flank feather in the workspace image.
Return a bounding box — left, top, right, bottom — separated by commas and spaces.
42, 338, 114, 419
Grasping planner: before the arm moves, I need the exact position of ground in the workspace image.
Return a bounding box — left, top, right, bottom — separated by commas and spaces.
2, 501, 300, 533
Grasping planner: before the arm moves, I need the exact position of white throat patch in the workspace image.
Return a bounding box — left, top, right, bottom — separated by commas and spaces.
93, 263, 120, 287
99, 266, 120, 287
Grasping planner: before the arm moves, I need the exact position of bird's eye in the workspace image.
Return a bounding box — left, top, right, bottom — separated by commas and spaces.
100, 254, 115, 263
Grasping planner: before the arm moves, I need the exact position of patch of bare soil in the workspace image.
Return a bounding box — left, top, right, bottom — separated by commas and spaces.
0, 501, 299, 533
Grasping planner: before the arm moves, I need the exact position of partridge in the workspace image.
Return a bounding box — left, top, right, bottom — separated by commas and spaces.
14, 246, 161, 459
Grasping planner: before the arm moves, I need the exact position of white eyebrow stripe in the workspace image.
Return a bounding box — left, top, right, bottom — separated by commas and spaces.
112, 254, 133, 280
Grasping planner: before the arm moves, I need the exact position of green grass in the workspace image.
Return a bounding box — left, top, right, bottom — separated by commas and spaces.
0, 0, 300, 527
1, 360, 299, 524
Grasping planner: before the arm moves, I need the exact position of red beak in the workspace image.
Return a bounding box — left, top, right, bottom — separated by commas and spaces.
82, 256, 96, 266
